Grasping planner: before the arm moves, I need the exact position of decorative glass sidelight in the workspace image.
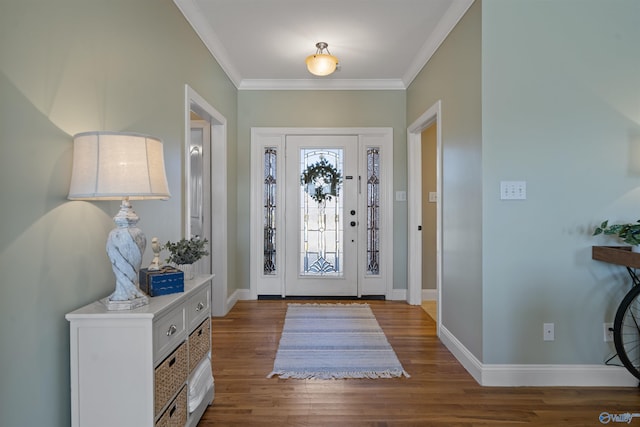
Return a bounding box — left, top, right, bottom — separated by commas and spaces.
263, 148, 277, 275
299, 149, 344, 276
366, 147, 380, 275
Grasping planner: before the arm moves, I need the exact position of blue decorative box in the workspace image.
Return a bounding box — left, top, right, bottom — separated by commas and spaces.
139, 266, 184, 296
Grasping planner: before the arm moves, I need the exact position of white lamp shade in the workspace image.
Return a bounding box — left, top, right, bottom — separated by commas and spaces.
68, 131, 171, 200
306, 53, 339, 76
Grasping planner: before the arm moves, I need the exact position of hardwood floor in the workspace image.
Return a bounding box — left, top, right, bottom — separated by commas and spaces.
199, 300, 640, 426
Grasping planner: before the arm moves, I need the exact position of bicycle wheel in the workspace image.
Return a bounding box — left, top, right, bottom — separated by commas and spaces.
613, 284, 640, 380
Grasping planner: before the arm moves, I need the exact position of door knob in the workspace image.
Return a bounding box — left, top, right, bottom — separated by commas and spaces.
350, 210, 356, 216
350, 221, 356, 227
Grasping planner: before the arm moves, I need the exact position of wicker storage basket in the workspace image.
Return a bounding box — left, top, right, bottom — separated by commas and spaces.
189, 318, 211, 374
155, 385, 187, 427
154, 341, 188, 416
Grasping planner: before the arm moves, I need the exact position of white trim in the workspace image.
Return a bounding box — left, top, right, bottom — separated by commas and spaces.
174, 0, 474, 91
440, 325, 638, 387
439, 324, 483, 383
407, 101, 443, 324
402, 0, 475, 86
481, 364, 638, 387
238, 79, 406, 91
422, 289, 437, 301
389, 288, 407, 301
173, 1, 242, 87
250, 127, 393, 299
185, 85, 228, 317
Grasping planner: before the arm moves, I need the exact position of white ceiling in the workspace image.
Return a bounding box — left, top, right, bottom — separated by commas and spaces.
174, 0, 474, 90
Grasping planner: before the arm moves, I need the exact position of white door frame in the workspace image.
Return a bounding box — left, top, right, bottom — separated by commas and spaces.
250, 127, 393, 299
184, 85, 228, 316
407, 101, 442, 331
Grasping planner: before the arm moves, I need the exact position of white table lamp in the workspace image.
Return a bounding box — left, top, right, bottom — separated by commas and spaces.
68, 131, 171, 310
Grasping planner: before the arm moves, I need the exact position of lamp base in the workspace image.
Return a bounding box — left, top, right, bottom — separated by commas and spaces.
100, 295, 149, 311
104, 198, 149, 311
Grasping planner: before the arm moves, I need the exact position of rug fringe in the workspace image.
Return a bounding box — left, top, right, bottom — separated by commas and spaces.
267, 369, 410, 379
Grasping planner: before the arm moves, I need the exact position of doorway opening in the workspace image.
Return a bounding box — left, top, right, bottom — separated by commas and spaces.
184, 85, 228, 316
407, 100, 442, 334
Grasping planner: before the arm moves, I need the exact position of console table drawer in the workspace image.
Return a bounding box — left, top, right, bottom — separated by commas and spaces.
188, 319, 211, 374
154, 304, 186, 363
154, 342, 188, 416
186, 283, 210, 330
155, 385, 187, 427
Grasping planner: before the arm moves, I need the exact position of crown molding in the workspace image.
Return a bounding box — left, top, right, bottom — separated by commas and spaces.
175, 0, 475, 91
173, 0, 242, 87
238, 78, 406, 91
402, 0, 475, 87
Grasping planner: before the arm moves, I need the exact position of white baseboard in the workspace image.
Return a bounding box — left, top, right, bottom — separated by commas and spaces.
439, 324, 639, 387
212, 287, 252, 317
481, 363, 638, 387
422, 289, 437, 301
388, 288, 406, 301
390, 288, 436, 302
439, 324, 483, 383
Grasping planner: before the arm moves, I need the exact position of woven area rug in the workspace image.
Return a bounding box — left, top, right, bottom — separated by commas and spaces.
267, 303, 410, 379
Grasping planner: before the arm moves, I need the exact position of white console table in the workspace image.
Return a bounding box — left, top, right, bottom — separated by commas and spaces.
66, 275, 214, 427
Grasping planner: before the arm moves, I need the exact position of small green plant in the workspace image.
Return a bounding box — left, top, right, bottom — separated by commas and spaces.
593, 220, 640, 246
164, 237, 209, 265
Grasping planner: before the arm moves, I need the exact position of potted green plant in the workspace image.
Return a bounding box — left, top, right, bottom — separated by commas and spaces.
593, 220, 640, 249
164, 237, 209, 279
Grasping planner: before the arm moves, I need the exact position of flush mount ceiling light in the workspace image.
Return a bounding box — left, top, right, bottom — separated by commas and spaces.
305, 42, 339, 76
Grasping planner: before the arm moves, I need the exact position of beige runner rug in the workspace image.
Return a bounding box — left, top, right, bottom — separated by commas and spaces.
268, 303, 410, 379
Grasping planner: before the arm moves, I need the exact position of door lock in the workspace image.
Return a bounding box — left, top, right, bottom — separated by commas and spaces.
350, 221, 357, 227
350, 210, 356, 216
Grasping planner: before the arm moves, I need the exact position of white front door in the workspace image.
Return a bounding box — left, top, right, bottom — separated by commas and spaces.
251, 127, 393, 300
285, 135, 358, 296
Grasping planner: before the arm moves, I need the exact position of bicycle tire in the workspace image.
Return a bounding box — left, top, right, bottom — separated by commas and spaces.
613, 284, 640, 380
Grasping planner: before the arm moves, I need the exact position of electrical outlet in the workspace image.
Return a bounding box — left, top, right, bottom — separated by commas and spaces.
604, 323, 614, 342
543, 323, 555, 341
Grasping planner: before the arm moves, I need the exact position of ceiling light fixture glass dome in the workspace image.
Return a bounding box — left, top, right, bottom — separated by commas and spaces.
305, 42, 339, 76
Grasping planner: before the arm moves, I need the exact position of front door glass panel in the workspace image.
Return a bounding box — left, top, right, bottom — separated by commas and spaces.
299, 149, 344, 277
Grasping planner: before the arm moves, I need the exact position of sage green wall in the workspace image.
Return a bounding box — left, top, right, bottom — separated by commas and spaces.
0, 1, 237, 426
407, 1, 483, 358
236, 90, 407, 291
482, 0, 640, 364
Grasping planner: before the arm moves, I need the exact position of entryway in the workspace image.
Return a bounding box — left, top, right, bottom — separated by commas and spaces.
250, 127, 394, 299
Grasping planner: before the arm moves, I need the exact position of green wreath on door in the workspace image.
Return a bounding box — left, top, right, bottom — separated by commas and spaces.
300, 158, 343, 204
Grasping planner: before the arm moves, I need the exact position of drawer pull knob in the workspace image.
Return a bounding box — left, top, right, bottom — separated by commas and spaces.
169, 356, 176, 367
196, 301, 205, 312
166, 324, 177, 336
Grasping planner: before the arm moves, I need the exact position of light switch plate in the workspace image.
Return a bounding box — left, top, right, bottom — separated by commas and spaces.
500, 181, 526, 200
